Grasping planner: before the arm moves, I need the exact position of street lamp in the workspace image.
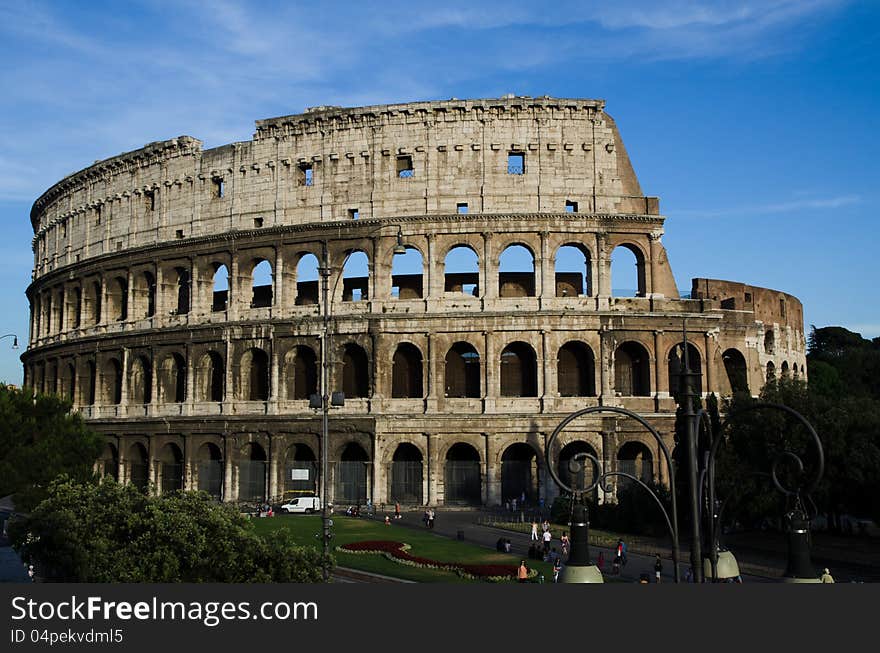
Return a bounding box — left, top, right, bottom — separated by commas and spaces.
313, 223, 409, 581
1, 334, 19, 349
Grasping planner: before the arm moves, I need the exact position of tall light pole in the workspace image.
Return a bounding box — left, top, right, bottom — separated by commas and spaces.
315, 225, 407, 582
1, 334, 19, 349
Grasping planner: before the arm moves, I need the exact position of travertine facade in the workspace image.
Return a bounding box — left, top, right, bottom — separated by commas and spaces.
22, 97, 806, 507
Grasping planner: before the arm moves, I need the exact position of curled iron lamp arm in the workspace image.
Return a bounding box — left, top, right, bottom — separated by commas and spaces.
1, 334, 18, 349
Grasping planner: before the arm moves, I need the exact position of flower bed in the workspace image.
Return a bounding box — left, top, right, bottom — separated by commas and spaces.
338, 540, 529, 581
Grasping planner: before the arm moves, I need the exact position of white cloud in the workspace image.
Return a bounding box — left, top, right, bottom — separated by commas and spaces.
672, 194, 861, 218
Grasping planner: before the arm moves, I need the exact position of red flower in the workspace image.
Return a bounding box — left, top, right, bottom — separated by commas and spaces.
339, 540, 518, 579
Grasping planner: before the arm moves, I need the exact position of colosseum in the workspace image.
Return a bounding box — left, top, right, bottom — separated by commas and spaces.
22, 96, 807, 508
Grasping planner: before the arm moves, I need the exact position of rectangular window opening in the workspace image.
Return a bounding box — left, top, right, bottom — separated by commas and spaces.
299, 164, 313, 187
349, 208, 360, 220
397, 155, 414, 178
507, 152, 525, 175
212, 178, 225, 199
565, 200, 578, 213
254, 217, 264, 228
176, 230, 184, 239
457, 202, 468, 214
744, 292, 752, 303
144, 190, 155, 211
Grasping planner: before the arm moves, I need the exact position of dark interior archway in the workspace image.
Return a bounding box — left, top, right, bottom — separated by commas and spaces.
197, 442, 223, 500
342, 343, 369, 399
501, 443, 540, 504
390, 443, 423, 504
557, 341, 596, 397
445, 342, 480, 398
239, 442, 267, 502
445, 443, 481, 505
336, 442, 369, 504
500, 341, 538, 397
285, 443, 318, 498
392, 343, 423, 398
614, 342, 651, 396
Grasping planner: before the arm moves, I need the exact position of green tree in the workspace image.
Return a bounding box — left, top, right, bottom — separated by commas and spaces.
10, 478, 330, 582
0, 384, 103, 511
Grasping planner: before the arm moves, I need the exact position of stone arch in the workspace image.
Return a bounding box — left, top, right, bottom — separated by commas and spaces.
766, 361, 776, 382
284, 345, 318, 401
445, 341, 481, 398
240, 348, 270, 401
557, 341, 596, 397
392, 342, 423, 398
132, 270, 156, 319
173, 266, 190, 315
342, 250, 370, 302
444, 245, 479, 296
764, 329, 776, 355
792, 363, 799, 378
100, 442, 118, 481
107, 276, 128, 322
781, 361, 790, 378
71, 286, 82, 327
84, 360, 97, 405
128, 442, 149, 492
61, 361, 76, 401
667, 341, 703, 398
196, 442, 223, 500
84, 280, 102, 325
555, 243, 592, 297
392, 246, 424, 299
501, 442, 540, 504
128, 355, 152, 405
558, 440, 599, 495
101, 357, 122, 405
158, 352, 187, 404
342, 342, 369, 399
390, 443, 424, 504
445, 442, 482, 505
284, 442, 318, 498
158, 442, 184, 494
239, 442, 268, 502
336, 442, 370, 504
196, 350, 225, 402
617, 440, 654, 487
614, 341, 651, 396
498, 243, 535, 297
722, 348, 749, 394
250, 258, 273, 308
211, 263, 230, 312
500, 341, 538, 397
295, 252, 320, 306
610, 243, 646, 297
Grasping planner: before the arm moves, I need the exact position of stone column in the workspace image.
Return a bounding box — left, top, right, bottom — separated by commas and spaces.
117, 438, 127, 485
595, 232, 611, 308
541, 330, 552, 410
228, 255, 240, 321
99, 276, 108, 325
222, 435, 234, 502
125, 269, 134, 322
268, 434, 279, 501
183, 435, 193, 491
481, 232, 496, 300
425, 233, 439, 302
372, 434, 385, 504
536, 230, 550, 300
653, 330, 663, 409
424, 432, 435, 506
225, 335, 234, 404
484, 433, 499, 506
704, 331, 715, 394
147, 436, 156, 497
601, 430, 615, 505
119, 347, 130, 411
425, 332, 437, 413
273, 247, 284, 312
149, 347, 159, 416
185, 344, 195, 413
154, 264, 165, 321
599, 328, 614, 403
483, 330, 495, 412
270, 338, 280, 410
648, 231, 662, 298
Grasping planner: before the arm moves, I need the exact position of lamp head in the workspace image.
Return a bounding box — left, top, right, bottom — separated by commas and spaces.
393, 229, 407, 255
12, 336, 18, 350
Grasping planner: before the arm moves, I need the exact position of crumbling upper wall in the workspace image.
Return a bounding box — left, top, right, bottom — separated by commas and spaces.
28, 97, 660, 281
691, 278, 804, 332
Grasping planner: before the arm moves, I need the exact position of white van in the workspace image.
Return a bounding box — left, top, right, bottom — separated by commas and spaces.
280, 497, 322, 514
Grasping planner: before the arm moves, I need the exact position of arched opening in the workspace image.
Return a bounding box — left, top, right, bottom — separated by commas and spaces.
342, 251, 369, 302
86, 361, 96, 405
100, 442, 118, 481
107, 276, 127, 322
128, 442, 149, 492
558, 441, 598, 495
197, 351, 224, 402
251, 259, 273, 308
342, 343, 369, 399
134, 271, 156, 319
284, 443, 318, 499
128, 356, 152, 405
444, 342, 480, 398
557, 341, 596, 397
617, 441, 654, 488
445, 443, 481, 505
722, 348, 749, 394
159, 443, 184, 494
610, 244, 646, 297
667, 342, 703, 399
239, 442, 267, 502
89, 281, 102, 325
196, 443, 223, 500
72, 287, 82, 327
391, 247, 423, 299
159, 353, 186, 404
781, 361, 790, 378
336, 442, 369, 504
444, 245, 479, 296
766, 361, 776, 382
555, 244, 592, 297
295, 253, 320, 306
62, 362, 76, 401
792, 363, 799, 379
500, 341, 538, 397
614, 342, 651, 396
174, 267, 190, 315
501, 443, 540, 504
285, 346, 318, 400
392, 343, 423, 398
102, 358, 122, 405
212, 264, 229, 312
240, 348, 270, 401
390, 443, 423, 504
498, 244, 535, 297
764, 329, 775, 355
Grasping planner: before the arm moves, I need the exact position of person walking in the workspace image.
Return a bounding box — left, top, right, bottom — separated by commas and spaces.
428, 508, 435, 529
518, 560, 529, 583
654, 554, 663, 583
560, 531, 570, 557
531, 520, 539, 541
821, 568, 835, 583
394, 501, 401, 520
542, 528, 552, 557
553, 557, 562, 583
620, 539, 628, 566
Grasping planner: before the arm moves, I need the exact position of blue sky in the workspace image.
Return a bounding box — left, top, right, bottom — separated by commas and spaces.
0, 0, 877, 383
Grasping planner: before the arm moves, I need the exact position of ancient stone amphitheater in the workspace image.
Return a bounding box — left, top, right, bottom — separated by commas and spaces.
23, 96, 806, 508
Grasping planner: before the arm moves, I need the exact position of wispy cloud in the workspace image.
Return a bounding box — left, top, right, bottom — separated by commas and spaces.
673, 194, 861, 218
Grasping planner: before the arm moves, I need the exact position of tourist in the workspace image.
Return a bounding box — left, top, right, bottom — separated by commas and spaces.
394, 501, 401, 520
518, 560, 529, 583
428, 508, 435, 529
384, 515, 391, 526
654, 554, 663, 583
542, 528, 552, 555
504, 539, 512, 553
423, 508, 430, 527
553, 558, 562, 583
560, 531, 570, 557
497, 537, 506, 552
531, 520, 539, 541
821, 568, 835, 583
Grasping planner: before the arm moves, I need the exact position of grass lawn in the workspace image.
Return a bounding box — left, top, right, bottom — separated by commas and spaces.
252, 515, 555, 583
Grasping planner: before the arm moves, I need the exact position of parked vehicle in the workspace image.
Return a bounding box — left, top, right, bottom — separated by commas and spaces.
280, 497, 322, 514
